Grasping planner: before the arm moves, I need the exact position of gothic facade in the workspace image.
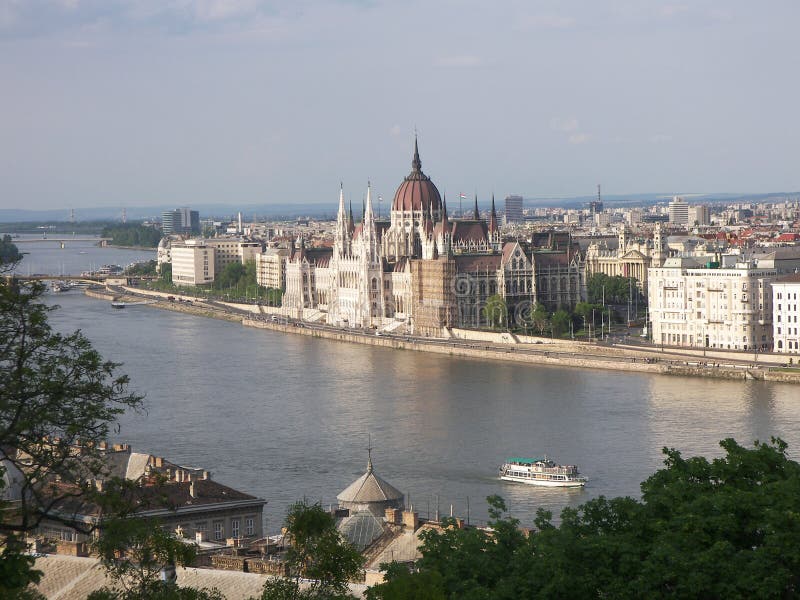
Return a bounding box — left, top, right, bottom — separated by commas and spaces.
283, 141, 586, 335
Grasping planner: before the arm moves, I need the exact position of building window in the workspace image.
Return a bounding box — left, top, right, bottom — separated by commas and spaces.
246, 518, 255, 536
214, 521, 224, 541
231, 519, 240, 539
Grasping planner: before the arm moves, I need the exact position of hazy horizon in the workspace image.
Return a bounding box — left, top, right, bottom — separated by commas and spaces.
2, 1, 799, 211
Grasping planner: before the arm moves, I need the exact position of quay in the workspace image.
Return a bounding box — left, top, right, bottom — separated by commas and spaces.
87, 284, 800, 384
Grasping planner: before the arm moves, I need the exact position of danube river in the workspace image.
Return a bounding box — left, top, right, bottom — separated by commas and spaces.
17, 239, 800, 529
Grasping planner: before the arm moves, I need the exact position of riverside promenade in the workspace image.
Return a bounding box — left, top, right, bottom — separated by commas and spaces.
91, 285, 800, 384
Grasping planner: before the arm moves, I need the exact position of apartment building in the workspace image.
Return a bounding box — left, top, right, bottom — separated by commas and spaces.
171, 240, 215, 286
648, 257, 776, 351
255, 247, 289, 290
772, 274, 800, 354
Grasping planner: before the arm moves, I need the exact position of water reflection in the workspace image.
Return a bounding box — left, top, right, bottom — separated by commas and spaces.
43, 291, 800, 528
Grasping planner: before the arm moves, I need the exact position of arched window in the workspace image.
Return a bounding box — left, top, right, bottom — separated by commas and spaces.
372, 278, 378, 291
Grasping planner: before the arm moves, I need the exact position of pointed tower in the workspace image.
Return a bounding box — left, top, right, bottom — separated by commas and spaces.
473, 194, 480, 220
618, 226, 628, 258
488, 194, 500, 249
348, 200, 355, 236
335, 183, 351, 258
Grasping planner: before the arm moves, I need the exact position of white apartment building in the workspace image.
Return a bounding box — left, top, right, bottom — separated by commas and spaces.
668, 196, 689, 225
171, 240, 215, 286
772, 274, 800, 354
205, 238, 262, 271
255, 247, 289, 290
648, 257, 776, 351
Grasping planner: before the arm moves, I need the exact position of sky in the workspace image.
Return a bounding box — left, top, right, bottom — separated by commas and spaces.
1, 0, 799, 211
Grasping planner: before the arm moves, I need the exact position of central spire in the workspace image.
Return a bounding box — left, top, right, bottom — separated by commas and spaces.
411, 136, 421, 172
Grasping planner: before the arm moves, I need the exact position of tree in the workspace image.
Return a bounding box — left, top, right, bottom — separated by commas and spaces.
124, 260, 157, 277
259, 501, 362, 600
368, 439, 800, 599
0, 279, 144, 592
0, 234, 22, 273
101, 224, 162, 248
89, 518, 223, 600
482, 294, 507, 329
159, 262, 172, 282
530, 303, 550, 336
550, 309, 571, 337
368, 496, 526, 600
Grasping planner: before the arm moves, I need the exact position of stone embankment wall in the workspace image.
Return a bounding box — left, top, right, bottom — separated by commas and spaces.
83, 287, 800, 383
244, 318, 743, 378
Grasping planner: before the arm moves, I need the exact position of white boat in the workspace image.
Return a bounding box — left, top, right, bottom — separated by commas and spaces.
499, 457, 587, 488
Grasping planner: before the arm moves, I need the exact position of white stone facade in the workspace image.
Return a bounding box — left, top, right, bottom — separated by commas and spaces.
648, 258, 776, 351
170, 240, 215, 286
772, 275, 800, 354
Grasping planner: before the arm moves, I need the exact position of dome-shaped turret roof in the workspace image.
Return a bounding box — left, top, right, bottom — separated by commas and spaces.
337, 454, 403, 507
391, 138, 442, 214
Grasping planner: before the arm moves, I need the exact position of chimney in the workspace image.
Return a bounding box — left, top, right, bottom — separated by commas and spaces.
202, 470, 210, 480
402, 509, 419, 531
189, 482, 196, 499
155, 456, 163, 468
385, 507, 400, 525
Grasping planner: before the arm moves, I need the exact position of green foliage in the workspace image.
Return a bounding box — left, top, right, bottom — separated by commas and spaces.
530, 302, 549, 335
550, 309, 571, 336
586, 273, 644, 306
101, 224, 162, 248
371, 439, 800, 599
259, 501, 361, 600
160, 263, 172, 282
124, 260, 157, 276
0, 234, 22, 271
482, 294, 507, 329
92, 518, 206, 599
0, 279, 144, 592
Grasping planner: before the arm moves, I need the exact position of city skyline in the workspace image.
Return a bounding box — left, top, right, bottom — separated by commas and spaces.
2, 1, 799, 210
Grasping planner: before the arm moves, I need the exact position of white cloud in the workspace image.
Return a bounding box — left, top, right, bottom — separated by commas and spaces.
550, 117, 579, 132
434, 55, 483, 68
568, 133, 590, 145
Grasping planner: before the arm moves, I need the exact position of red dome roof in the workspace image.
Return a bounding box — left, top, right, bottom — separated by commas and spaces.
391, 139, 442, 213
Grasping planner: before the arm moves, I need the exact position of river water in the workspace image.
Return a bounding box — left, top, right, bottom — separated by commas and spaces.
14, 238, 800, 529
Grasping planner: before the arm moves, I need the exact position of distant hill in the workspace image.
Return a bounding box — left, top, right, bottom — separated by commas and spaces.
1, 192, 797, 223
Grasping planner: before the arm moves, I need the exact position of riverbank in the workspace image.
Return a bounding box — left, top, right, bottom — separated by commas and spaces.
86, 286, 800, 384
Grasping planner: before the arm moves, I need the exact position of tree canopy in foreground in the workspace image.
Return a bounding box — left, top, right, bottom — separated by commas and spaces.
368, 438, 800, 600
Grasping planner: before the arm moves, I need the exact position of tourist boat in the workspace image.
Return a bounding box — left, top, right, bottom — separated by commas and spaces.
498, 457, 587, 488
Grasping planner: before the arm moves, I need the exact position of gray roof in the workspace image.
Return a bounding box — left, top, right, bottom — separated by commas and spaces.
337, 510, 387, 551
337, 460, 403, 505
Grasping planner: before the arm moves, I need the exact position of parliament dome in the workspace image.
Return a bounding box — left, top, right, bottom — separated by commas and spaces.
391, 139, 442, 214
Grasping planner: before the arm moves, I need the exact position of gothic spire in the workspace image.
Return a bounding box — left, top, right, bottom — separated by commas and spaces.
489, 194, 498, 233
367, 434, 373, 473
442, 193, 449, 227
412, 135, 421, 172
474, 193, 480, 220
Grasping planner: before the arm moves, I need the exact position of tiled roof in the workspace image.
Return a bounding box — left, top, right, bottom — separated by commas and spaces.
453, 254, 502, 272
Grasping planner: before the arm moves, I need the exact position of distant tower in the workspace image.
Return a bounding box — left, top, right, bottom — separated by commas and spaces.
238, 212, 243, 234
121, 208, 127, 224
589, 185, 603, 216
69, 208, 75, 224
